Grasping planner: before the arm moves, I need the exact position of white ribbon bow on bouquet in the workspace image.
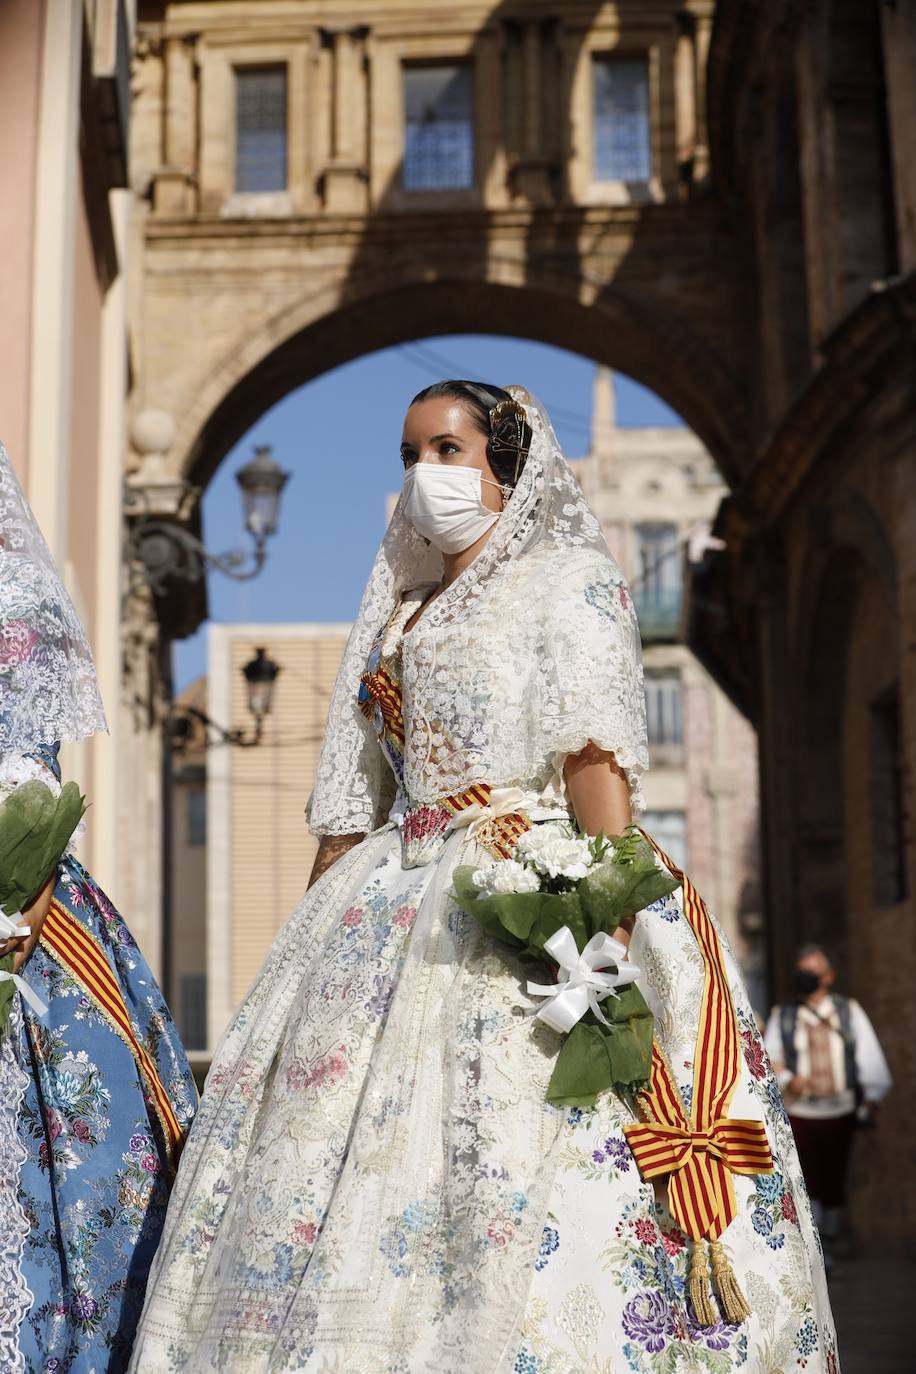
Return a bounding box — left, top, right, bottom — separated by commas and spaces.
0, 911, 47, 1017
527, 927, 640, 1034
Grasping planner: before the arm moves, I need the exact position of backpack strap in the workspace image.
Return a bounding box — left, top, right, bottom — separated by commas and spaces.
833, 994, 859, 1093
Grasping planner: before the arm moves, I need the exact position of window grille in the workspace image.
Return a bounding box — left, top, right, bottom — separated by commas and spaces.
592, 56, 651, 182
634, 523, 681, 639
235, 67, 287, 193
403, 64, 474, 191
644, 671, 683, 750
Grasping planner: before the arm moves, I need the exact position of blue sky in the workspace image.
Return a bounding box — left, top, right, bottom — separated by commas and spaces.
173, 334, 682, 691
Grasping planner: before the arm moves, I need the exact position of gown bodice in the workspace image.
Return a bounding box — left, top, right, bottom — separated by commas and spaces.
358, 591, 569, 866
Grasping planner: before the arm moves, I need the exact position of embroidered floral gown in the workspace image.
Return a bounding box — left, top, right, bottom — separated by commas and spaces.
0, 743, 197, 1374
130, 560, 838, 1374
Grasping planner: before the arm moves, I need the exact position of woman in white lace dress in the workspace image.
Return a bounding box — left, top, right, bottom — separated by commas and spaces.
130, 384, 838, 1374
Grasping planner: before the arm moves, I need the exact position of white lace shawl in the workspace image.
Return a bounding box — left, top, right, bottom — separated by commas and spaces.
0, 444, 107, 750
308, 390, 648, 835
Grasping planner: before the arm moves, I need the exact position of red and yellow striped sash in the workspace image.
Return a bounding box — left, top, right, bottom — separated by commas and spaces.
359, 663, 405, 745
40, 900, 187, 1173
624, 835, 773, 1241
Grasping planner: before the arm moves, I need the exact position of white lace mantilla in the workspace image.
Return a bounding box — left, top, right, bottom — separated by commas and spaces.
308, 390, 648, 834
0, 1000, 32, 1373
0, 443, 107, 750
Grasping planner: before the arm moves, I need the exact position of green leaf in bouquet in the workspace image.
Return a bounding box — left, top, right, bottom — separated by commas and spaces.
515, 892, 589, 958
579, 841, 679, 936
0, 780, 85, 916
544, 985, 655, 1108
451, 868, 589, 960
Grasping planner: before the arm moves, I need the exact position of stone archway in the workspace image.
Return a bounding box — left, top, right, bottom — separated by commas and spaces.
169, 264, 747, 498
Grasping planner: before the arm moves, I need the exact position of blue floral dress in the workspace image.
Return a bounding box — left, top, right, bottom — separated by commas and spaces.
0, 743, 196, 1374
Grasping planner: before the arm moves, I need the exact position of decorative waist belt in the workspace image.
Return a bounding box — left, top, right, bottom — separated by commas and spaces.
396, 784, 539, 868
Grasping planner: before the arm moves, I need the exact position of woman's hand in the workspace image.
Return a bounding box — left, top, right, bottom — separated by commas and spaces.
308, 833, 365, 889
0, 872, 56, 972
563, 741, 634, 944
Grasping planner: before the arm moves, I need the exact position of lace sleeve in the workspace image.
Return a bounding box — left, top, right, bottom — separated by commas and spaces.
539, 552, 649, 813
306, 707, 388, 838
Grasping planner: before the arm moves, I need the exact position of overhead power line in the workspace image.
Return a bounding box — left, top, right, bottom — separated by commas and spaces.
398, 341, 600, 439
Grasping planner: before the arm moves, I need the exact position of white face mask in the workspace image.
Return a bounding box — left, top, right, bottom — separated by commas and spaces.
402, 464, 502, 555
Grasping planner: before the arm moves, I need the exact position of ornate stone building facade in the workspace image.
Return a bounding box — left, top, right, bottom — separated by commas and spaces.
127, 0, 916, 1248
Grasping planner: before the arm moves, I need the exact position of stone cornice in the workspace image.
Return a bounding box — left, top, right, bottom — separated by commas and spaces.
142, 199, 725, 246
157, 1, 686, 35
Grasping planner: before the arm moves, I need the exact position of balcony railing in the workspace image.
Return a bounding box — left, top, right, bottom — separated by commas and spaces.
634, 588, 682, 641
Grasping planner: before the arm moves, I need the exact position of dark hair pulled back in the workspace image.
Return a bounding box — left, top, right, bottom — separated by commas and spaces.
410, 380, 533, 489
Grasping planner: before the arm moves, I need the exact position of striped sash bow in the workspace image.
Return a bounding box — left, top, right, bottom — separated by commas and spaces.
623, 833, 774, 1324
40, 899, 187, 1174
626, 1087, 774, 1241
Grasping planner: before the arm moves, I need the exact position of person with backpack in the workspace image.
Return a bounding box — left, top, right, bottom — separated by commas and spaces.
765, 942, 891, 1260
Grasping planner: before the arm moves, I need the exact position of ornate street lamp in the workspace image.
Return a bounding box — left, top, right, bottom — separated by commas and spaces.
242, 645, 281, 726
172, 646, 282, 751
236, 447, 289, 544
128, 445, 291, 595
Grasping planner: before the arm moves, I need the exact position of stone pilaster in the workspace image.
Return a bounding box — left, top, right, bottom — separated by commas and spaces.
321, 25, 370, 214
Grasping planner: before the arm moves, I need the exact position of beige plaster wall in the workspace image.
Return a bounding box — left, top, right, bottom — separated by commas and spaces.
0, 0, 44, 475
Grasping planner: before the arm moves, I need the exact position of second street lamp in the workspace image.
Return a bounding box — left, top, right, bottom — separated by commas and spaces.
242, 646, 282, 734
172, 646, 282, 751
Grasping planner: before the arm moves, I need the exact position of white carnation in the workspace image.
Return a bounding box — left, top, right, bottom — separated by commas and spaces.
472, 860, 541, 896
515, 824, 595, 882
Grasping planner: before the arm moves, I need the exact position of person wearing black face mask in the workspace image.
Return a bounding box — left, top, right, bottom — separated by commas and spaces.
764, 944, 891, 1262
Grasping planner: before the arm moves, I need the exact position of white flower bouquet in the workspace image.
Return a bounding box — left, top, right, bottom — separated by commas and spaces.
452, 824, 679, 1106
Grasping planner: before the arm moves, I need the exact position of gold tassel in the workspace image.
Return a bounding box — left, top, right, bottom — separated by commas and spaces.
709, 1239, 751, 1324
688, 1239, 717, 1327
